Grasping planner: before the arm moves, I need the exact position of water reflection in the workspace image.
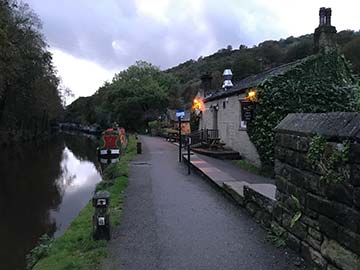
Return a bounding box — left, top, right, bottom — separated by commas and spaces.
51, 147, 101, 237
0, 134, 101, 270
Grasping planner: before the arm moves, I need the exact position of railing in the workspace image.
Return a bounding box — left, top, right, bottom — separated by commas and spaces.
187, 129, 219, 146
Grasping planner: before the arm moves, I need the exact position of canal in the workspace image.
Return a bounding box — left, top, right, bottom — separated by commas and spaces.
0, 133, 103, 270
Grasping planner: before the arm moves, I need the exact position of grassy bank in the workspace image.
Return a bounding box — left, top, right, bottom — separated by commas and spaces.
231, 159, 273, 178
33, 136, 137, 270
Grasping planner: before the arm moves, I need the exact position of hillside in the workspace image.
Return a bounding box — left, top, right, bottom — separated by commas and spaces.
165, 30, 360, 106
65, 30, 360, 130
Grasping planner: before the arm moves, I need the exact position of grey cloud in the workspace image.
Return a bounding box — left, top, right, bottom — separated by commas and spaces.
26, 0, 284, 71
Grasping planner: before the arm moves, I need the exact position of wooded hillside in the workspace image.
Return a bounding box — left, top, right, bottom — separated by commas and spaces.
0, 0, 63, 144
65, 29, 360, 131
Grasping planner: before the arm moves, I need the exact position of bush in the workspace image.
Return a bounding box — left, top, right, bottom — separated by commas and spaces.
247, 52, 360, 166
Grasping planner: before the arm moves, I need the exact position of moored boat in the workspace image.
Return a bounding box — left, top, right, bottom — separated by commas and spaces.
98, 127, 127, 157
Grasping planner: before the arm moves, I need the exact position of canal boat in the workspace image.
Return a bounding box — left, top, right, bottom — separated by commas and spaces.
98, 127, 127, 156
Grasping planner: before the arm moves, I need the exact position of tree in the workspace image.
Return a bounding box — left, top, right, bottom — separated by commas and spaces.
342, 37, 360, 74
0, 0, 63, 142
87, 61, 180, 130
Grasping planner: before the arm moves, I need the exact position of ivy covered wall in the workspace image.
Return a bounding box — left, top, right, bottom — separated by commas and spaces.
247, 51, 360, 167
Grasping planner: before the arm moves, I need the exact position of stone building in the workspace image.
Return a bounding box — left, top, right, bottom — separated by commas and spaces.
198, 7, 358, 168
165, 109, 191, 134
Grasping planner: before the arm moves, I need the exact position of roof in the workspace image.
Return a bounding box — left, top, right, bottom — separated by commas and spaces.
167, 109, 191, 122
204, 58, 306, 102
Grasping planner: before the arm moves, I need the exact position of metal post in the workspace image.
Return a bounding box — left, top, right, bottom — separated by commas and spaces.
187, 137, 191, 175
178, 116, 182, 162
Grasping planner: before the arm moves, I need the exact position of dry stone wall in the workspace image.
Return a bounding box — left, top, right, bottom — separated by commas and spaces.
273, 113, 360, 270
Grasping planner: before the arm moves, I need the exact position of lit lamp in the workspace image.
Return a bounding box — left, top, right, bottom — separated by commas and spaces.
247, 89, 257, 102
193, 98, 204, 117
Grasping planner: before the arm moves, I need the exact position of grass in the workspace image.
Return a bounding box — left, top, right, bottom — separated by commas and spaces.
231, 159, 273, 178
32, 136, 137, 270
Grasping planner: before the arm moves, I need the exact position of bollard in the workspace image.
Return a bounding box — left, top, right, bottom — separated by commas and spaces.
92, 191, 110, 240
137, 141, 142, 154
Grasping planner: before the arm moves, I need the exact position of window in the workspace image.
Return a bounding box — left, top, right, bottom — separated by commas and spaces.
239, 99, 247, 129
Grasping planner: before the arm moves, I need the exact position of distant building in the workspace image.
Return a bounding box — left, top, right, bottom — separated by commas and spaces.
197, 8, 357, 167
165, 109, 191, 134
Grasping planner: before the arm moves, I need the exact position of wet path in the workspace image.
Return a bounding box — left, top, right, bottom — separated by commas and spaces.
102, 135, 306, 270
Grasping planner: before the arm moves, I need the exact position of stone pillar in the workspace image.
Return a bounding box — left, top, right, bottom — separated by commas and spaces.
325, 8, 331, 26
314, 7, 337, 54
319, 7, 326, 26
273, 113, 360, 270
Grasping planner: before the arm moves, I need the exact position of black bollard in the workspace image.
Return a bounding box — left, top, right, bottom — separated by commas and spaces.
92, 191, 110, 240
137, 141, 142, 154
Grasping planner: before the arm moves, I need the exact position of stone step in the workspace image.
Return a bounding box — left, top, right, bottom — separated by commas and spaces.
223, 181, 248, 206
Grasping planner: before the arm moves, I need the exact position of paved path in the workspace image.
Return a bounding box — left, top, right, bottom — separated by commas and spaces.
195, 153, 275, 185
101, 136, 306, 270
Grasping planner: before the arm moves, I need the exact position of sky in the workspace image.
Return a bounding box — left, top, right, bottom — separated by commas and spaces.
25, 0, 360, 104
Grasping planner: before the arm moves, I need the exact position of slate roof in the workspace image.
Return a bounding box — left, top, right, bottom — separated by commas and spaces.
204, 57, 307, 102
167, 109, 191, 122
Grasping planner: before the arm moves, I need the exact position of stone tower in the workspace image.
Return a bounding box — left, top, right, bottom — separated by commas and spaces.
314, 7, 337, 53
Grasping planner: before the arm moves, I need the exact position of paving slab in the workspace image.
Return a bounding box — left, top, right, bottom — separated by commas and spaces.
222, 181, 249, 206
250, 184, 277, 201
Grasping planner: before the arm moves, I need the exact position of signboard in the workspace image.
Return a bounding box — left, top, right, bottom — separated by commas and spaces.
176, 109, 185, 119
240, 101, 255, 122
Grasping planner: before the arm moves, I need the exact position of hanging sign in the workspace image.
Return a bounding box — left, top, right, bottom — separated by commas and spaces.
241, 101, 255, 121
176, 109, 185, 119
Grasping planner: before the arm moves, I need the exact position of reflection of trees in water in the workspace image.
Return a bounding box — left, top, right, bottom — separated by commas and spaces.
0, 134, 101, 270
56, 149, 76, 191
63, 133, 101, 171
0, 136, 65, 270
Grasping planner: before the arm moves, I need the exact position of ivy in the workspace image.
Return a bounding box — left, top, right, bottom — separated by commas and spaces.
307, 135, 327, 162
247, 52, 360, 167
307, 135, 350, 184
26, 234, 53, 270
290, 195, 302, 228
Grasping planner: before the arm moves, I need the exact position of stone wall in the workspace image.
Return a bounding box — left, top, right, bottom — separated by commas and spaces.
201, 93, 261, 167
273, 113, 360, 270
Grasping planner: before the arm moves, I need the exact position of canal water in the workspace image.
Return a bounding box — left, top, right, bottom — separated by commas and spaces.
0, 133, 104, 270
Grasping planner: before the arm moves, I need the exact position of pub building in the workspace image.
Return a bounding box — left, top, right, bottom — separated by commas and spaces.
196, 7, 355, 167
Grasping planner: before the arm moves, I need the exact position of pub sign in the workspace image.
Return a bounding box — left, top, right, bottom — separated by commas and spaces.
240, 101, 255, 121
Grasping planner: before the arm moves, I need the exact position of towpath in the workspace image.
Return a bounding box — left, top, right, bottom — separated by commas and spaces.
101, 135, 306, 270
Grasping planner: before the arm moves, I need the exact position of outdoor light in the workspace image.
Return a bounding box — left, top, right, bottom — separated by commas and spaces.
247, 89, 257, 101
193, 97, 204, 113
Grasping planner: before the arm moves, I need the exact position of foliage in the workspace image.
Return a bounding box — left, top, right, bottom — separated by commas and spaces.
0, 0, 63, 140
33, 136, 137, 270
267, 229, 286, 248
26, 234, 53, 270
231, 159, 272, 177
65, 61, 181, 131
307, 135, 327, 162
307, 135, 350, 184
342, 36, 360, 75
290, 195, 302, 228
247, 52, 360, 166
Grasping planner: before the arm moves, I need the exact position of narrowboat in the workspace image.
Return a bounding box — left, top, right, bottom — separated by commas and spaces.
98, 127, 127, 156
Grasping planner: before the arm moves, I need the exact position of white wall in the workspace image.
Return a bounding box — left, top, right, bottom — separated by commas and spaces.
202, 94, 261, 167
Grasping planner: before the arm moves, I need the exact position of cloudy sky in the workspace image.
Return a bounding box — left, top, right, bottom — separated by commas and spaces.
26, 0, 360, 104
